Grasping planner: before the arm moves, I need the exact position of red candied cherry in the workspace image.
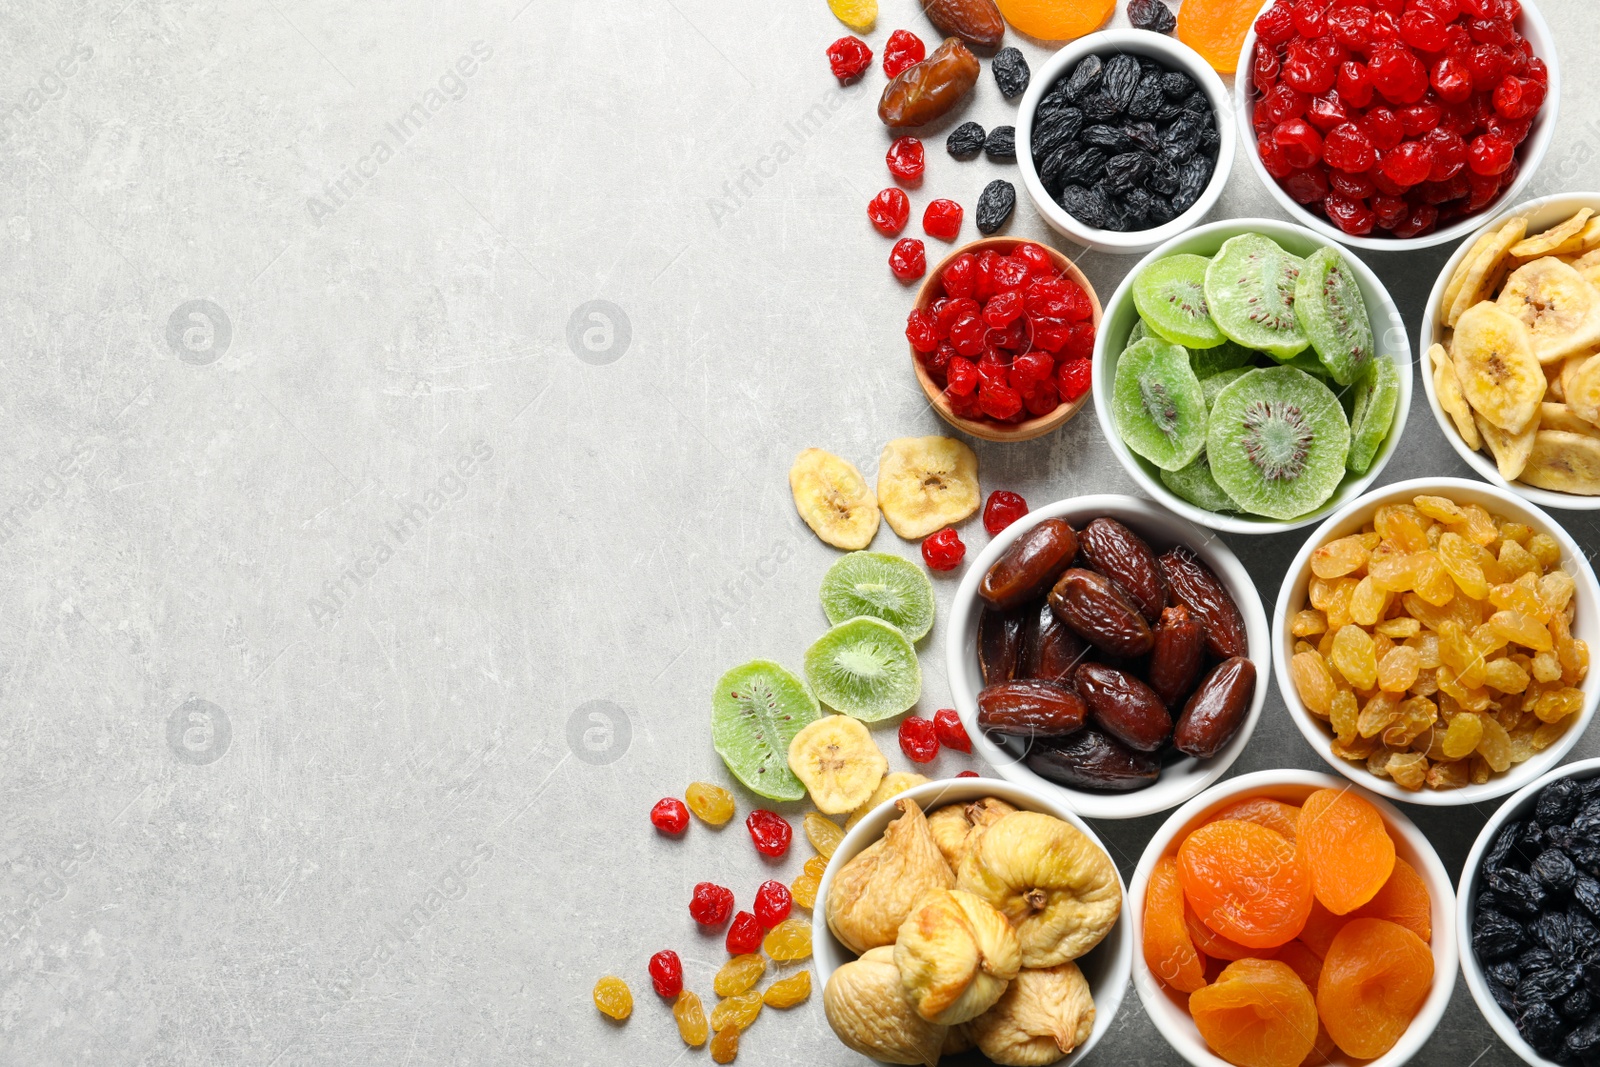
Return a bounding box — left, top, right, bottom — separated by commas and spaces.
887, 136, 925, 182
947, 387, 984, 420
726, 911, 763, 955
1259, 137, 1295, 180
746, 809, 791, 857
1328, 169, 1376, 199
651, 797, 690, 835
1305, 92, 1349, 133
1398, 9, 1449, 53
1059, 322, 1096, 362
753, 880, 792, 929
1466, 168, 1503, 210
1420, 130, 1464, 179
868, 188, 911, 236
922, 528, 965, 571
1416, 0, 1461, 18
690, 882, 735, 926
1013, 242, 1055, 277
983, 290, 1024, 328
1369, 43, 1428, 103
947, 358, 979, 396
1493, 75, 1545, 120
1254, 42, 1281, 89
1463, 0, 1520, 17
1323, 192, 1377, 235
1291, 2, 1328, 37
890, 238, 926, 281
942, 252, 977, 298
882, 29, 926, 79
921, 343, 955, 384
1466, 43, 1510, 92
1337, 61, 1375, 109
1485, 113, 1531, 146
950, 315, 986, 356
1374, 0, 1405, 12
974, 251, 1001, 300
1468, 132, 1514, 176
1369, 8, 1400, 42
956, 770, 981, 778
983, 491, 1029, 535
899, 717, 940, 763
649, 951, 684, 998
1430, 53, 1474, 103
1381, 140, 1434, 187
906, 308, 939, 353
1010, 349, 1053, 387
1273, 119, 1324, 170
1469, 17, 1516, 47
991, 256, 1029, 292
1282, 166, 1332, 206
1372, 194, 1410, 229
1326, 6, 1371, 50
1419, 171, 1469, 204
1283, 43, 1337, 95
1324, 122, 1379, 172
826, 36, 873, 84
1391, 202, 1439, 239
1022, 378, 1060, 416
923, 199, 964, 240
1255, 2, 1296, 44
1361, 107, 1404, 151
1398, 102, 1443, 137
979, 382, 1024, 421
936, 296, 977, 334
1369, 166, 1406, 198
934, 708, 973, 752
1259, 84, 1309, 126
1057, 357, 1092, 401
1526, 56, 1548, 86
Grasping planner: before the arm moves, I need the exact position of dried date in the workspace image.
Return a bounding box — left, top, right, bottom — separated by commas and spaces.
1078, 518, 1167, 622
978, 606, 1027, 686
1049, 568, 1154, 658
977, 680, 1086, 738
879, 38, 981, 129
979, 517, 1078, 610
921, 0, 1005, 50
1157, 546, 1247, 659
1025, 729, 1160, 793
1076, 662, 1171, 752
1024, 601, 1086, 685
1147, 604, 1204, 706
1173, 657, 1255, 758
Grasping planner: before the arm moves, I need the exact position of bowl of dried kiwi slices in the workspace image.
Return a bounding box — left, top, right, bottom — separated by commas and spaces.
1091, 217, 1412, 535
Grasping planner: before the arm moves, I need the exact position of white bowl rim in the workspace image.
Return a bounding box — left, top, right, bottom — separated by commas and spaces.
1016, 29, 1236, 256
1129, 768, 1460, 1067
1273, 476, 1600, 805
1419, 191, 1600, 511
945, 493, 1270, 820
810, 776, 1134, 1067
1232, 0, 1561, 252
1456, 756, 1600, 1067
1089, 216, 1413, 535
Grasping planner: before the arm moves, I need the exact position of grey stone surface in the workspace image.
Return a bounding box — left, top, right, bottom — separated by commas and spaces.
0, 0, 1596, 1063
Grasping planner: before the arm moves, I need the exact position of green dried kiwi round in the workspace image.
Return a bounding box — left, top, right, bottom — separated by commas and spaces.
1126, 317, 1149, 348
1191, 338, 1255, 380
1204, 234, 1310, 361
1113, 336, 1208, 472
712, 660, 821, 801
819, 551, 935, 641
1133, 253, 1226, 349
1346, 354, 1401, 475
1294, 245, 1375, 387
803, 616, 921, 722
1160, 452, 1241, 513
1207, 366, 1350, 521
1202, 367, 1253, 412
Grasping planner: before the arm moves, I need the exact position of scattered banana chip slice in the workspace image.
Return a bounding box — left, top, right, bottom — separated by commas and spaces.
1475, 409, 1540, 481
1540, 402, 1600, 439
1565, 354, 1600, 426
1446, 216, 1527, 328
1452, 303, 1544, 432
788, 715, 889, 814
1496, 257, 1600, 363
791, 448, 881, 550
1432, 343, 1481, 451
877, 436, 980, 541
846, 771, 930, 830
1511, 209, 1594, 259
1522, 431, 1600, 494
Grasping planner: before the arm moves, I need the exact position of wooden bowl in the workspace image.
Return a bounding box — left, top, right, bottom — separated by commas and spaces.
910, 236, 1102, 443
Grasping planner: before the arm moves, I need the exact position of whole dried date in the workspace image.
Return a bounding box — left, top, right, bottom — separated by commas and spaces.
977, 680, 1086, 738
879, 38, 981, 129
1049, 568, 1155, 659
1025, 601, 1086, 685
1173, 657, 1255, 759
978, 606, 1027, 686
920, 0, 1004, 50
1157, 546, 1247, 659
1146, 604, 1204, 707
1075, 662, 1172, 752
1077, 517, 1167, 622
979, 518, 1078, 611
1025, 729, 1160, 793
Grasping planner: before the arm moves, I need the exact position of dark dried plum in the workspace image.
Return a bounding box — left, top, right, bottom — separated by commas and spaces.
1058, 185, 1115, 230
947, 121, 987, 159
984, 126, 1015, 162
1102, 54, 1141, 110
1159, 71, 1194, 98
1537, 849, 1581, 894
1128, 0, 1176, 33
991, 47, 1030, 99
1542, 778, 1586, 826
1081, 124, 1131, 152
975, 180, 1015, 235
1476, 908, 1529, 962
1127, 74, 1165, 120
1103, 151, 1152, 195
1061, 54, 1103, 102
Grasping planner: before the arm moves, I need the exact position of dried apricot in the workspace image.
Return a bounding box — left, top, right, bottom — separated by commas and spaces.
1316, 918, 1433, 1060
1178, 820, 1311, 950
1185, 902, 1259, 961
1273, 941, 1323, 991
1145, 854, 1208, 993
1295, 899, 1346, 958
1298, 789, 1395, 915
995, 0, 1112, 41
1350, 858, 1431, 943
1209, 797, 1301, 841
1189, 958, 1317, 1067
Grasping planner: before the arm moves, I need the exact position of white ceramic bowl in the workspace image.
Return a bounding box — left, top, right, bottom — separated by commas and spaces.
1234, 0, 1559, 252
1274, 476, 1600, 805
1458, 757, 1600, 1066
812, 777, 1132, 1066
1091, 217, 1413, 535
945, 494, 1269, 820
1016, 30, 1235, 255
1131, 769, 1459, 1067
1420, 192, 1600, 511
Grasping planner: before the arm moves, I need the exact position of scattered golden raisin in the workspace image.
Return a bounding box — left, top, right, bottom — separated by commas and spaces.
686, 782, 736, 826
763, 919, 813, 961
714, 955, 766, 997
710, 1026, 740, 1064
763, 970, 812, 1009
674, 991, 709, 1047
803, 812, 844, 859
709, 991, 763, 1032
593, 976, 633, 1021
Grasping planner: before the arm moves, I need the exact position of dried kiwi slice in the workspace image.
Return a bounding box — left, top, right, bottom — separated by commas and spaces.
804, 617, 921, 722
1133, 253, 1226, 349
712, 660, 821, 801
1126, 317, 1149, 348
1201, 367, 1252, 412
1204, 234, 1310, 361
1113, 337, 1207, 472
820, 551, 935, 641
1346, 354, 1400, 475
1192, 338, 1255, 380
1295, 245, 1375, 387
1161, 453, 1240, 513
1207, 366, 1350, 521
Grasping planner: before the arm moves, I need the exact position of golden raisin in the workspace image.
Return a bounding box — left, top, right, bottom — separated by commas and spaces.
1500, 539, 1540, 580
803, 855, 828, 879
1387, 751, 1428, 791
1376, 505, 1430, 552
1377, 645, 1421, 693
593, 976, 633, 1021
1414, 495, 1465, 523
790, 872, 819, 910
1532, 649, 1564, 683
1331, 688, 1359, 745
1313, 536, 1371, 579
1292, 651, 1337, 716
1331, 624, 1378, 690
1528, 533, 1561, 569
1438, 532, 1489, 600
1485, 657, 1531, 694
1535, 687, 1585, 724
1441, 712, 1484, 758
715, 954, 767, 997
1413, 554, 1456, 606
1291, 608, 1329, 637
1491, 611, 1554, 651
1350, 577, 1390, 627
686, 782, 736, 826
1499, 521, 1534, 545
1534, 718, 1573, 752
1427, 760, 1469, 789
674, 991, 709, 1047
710, 991, 763, 1032
1381, 696, 1436, 748
1461, 505, 1498, 545
1357, 691, 1400, 739
763, 919, 812, 961
1541, 570, 1576, 616
1477, 716, 1512, 773
710, 1026, 740, 1064
1376, 616, 1421, 639
763, 970, 812, 1009
803, 812, 844, 859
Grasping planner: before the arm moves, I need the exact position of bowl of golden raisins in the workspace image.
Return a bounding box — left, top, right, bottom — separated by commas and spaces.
1274, 477, 1600, 805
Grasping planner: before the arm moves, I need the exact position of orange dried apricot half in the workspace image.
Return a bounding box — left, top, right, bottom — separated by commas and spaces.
1185, 902, 1261, 962
1176, 0, 1259, 74
996, 0, 1113, 41
1143, 854, 1207, 994
1351, 857, 1432, 943
1295, 899, 1346, 959
1178, 819, 1311, 949
1273, 941, 1323, 991
1316, 918, 1433, 1060
1190, 958, 1318, 1067
1209, 797, 1302, 841
1298, 788, 1395, 915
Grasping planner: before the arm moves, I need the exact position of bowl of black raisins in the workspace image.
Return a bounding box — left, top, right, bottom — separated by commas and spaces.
1017, 29, 1234, 255
1462, 759, 1600, 1065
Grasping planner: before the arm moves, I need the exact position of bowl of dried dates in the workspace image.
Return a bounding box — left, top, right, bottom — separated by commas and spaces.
1238, 0, 1559, 249
1132, 769, 1458, 1067
1275, 476, 1600, 807
946, 494, 1270, 821
906, 237, 1101, 442
1017, 29, 1235, 255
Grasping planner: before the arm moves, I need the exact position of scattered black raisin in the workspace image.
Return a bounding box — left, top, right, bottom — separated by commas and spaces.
946, 121, 987, 159
1538, 849, 1581, 894
984, 126, 1015, 162
991, 47, 1030, 99
1058, 185, 1115, 230
1081, 124, 1132, 152
1542, 779, 1587, 827
975, 180, 1015, 235
1128, 0, 1177, 33
1160, 71, 1195, 99
1062, 55, 1103, 103
1101, 54, 1141, 112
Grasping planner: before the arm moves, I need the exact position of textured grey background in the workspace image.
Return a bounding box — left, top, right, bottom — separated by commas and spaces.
2, 0, 1597, 1064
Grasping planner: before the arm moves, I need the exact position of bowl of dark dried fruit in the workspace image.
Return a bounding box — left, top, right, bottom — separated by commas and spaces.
1460, 758, 1600, 1065
945, 494, 1269, 821
906, 236, 1101, 442
1018, 29, 1235, 255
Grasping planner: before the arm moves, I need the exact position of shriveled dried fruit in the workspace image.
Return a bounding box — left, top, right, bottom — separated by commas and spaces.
991, 47, 1030, 98
947, 121, 986, 159
715, 954, 767, 998
805, 811, 845, 859
976, 179, 1016, 235
709, 1025, 739, 1064
880, 38, 982, 129
823, 947, 946, 1067
674, 991, 709, 1046
763, 918, 813, 961
1191, 959, 1316, 1067
593, 976, 633, 1021
764, 969, 811, 1008
895, 888, 1021, 1025
710, 990, 763, 1032
827, 798, 953, 955
686, 782, 736, 826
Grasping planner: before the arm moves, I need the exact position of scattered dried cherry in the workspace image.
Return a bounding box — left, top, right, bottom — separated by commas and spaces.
886, 136, 925, 182
923, 199, 964, 240
868, 188, 910, 235
983, 490, 1029, 535
652, 797, 689, 835
753, 880, 792, 929
690, 882, 734, 926
934, 707, 972, 752
899, 716, 940, 763
889, 238, 926, 281
745, 809, 791, 857
956, 769, 980, 778
882, 29, 926, 80
923, 528, 966, 571
827, 36, 873, 85
649, 950, 684, 998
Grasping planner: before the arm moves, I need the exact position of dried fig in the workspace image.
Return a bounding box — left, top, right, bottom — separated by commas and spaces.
828, 797, 954, 955
824, 946, 948, 1067
921, 0, 1005, 49
927, 797, 1017, 869
895, 888, 1021, 1025
969, 962, 1096, 1066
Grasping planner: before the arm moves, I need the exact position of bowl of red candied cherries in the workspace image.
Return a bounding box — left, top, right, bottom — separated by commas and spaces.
1238, 0, 1558, 250
904, 237, 1101, 443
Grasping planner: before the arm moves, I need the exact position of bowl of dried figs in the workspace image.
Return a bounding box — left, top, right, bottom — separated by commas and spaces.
946, 494, 1270, 821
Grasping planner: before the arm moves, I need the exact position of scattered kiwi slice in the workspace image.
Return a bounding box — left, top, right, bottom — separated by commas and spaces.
711, 661, 821, 801
819, 551, 935, 641
1207, 366, 1350, 521
804, 617, 921, 722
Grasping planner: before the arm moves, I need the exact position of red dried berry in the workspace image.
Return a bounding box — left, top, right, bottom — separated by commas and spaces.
725, 911, 763, 955
690, 882, 735, 926
1327, 7, 1371, 50
982, 291, 1024, 329
1468, 132, 1514, 175
745, 809, 792, 857
956, 770, 981, 778
1282, 166, 1331, 205
1329, 169, 1376, 199
979, 382, 1024, 421
651, 797, 690, 835
1323, 192, 1377, 235
906, 307, 939, 353
887, 136, 926, 182
1398, 9, 1448, 53
890, 238, 927, 282
869, 188, 910, 236
1013, 242, 1055, 277
983, 490, 1029, 535
922, 528, 965, 571
1324, 121, 1378, 172
883, 29, 926, 79
942, 252, 977, 298
826, 36, 873, 84
934, 708, 973, 753
923, 199, 964, 240
1057, 357, 1092, 401
1381, 140, 1434, 187
1391, 202, 1439, 239
1273, 119, 1324, 170
947, 358, 979, 396
1493, 75, 1544, 120
649, 950, 684, 998
1255, 2, 1296, 44
899, 717, 940, 763
1361, 106, 1404, 151
950, 315, 986, 356
753, 880, 792, 929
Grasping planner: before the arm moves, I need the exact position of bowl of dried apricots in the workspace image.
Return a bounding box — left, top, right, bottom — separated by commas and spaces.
1275, 476, 1599, 805
1132, 769, 1457, 1067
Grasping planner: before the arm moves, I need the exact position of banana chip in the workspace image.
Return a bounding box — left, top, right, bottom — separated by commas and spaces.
1475, 410, 1540, 481
1510, 209, 1595, 259
1452, 302, 1544, 432
1522, 431, 1600, 494
1565, 354, 1600, 427
1496, 257, 1600, 363
791, 448, 880, 550
1539, 402, 1600, 439
1431, 343, 1481, 451
1446, 216, 1527, 328
877, 437, 979, 541
788, 715, 888, 814
1441, 227, 1504, 318
1572, 249, 1600, 288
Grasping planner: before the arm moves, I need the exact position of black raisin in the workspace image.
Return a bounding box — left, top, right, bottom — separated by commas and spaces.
1573, 797, 1600, 837
1524, 820, 1550, 856
984, 126, 1015, 162
1541, 779, 1586, 826
1102, 54, 1141, 112
1489, 960, 1522, 988
1033, 122, 1078, 164
1062, 55, 1104, 103
1033, 106, 1084, 149
1145, 193, 1177, 226
1494, 867, 1552, 917
1573, 908, 1600, 953
1123, 121, 1161, 152
1568, 1015, 1600, 1061
1171, 155, 1213, 215
1519, 1002, 1572, 1057
1058, 184, 1116, 230
1160, 70, 1195, 98
1038, 142, 1081, 193
1536, 911, 1578, 966
1127, 74, 1165, 120
1476, 908, 1530, 962
1060, 147, 1108, 188
1081, 124, 1132, 152
1120, 186, 1155, 224
1578, 874, 1600, 918
1154, 98, 1186, 123
1082, 91, 1124, 120
1182, 90, 1210, 114
1147, 157, 1180, 195
1491, 821, 1532, 873
1200, 124, 1221, 151
1162, 114, 1203, 163
1538, 849, 1581, 894
1103, 151, 1152, 196
1517, 965, 1582, 1014
947, 121, 987, 159
1138, 57, 1161, 76
1127, 0, 1177, 33
975, 180, 1015, 235
1562, 987, 1593, 1021
1491, 980, 1517, 1014
992, 47, 1030, 99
